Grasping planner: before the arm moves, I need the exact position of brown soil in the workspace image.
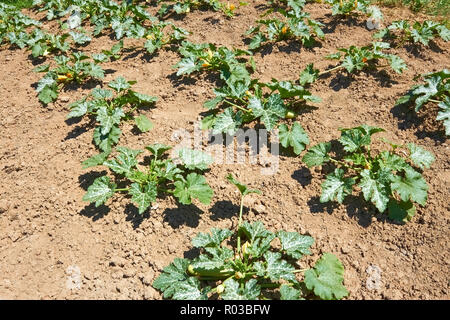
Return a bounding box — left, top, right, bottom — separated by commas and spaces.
0, 2, 449, 300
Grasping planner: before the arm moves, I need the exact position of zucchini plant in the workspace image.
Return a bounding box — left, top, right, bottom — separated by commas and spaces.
245, 1, 324, 50
34, 52, 105, 104
174, 41, 252, 77
153, 174, 348, 300
322, 41, 407, 75
0, 3, 40, 48
83, 145, 214, 214
325, 0, 371, 16
67, 76, 158, 154
302, 125, 435, 222
374, 20, 450, 47
25, 28, 71, 58
300, 41, 407, 85
396, 69, 449, 136
157, 0, 237, 18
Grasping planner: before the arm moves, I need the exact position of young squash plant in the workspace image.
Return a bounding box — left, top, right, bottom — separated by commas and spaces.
325, 0, 374, 17
25, 28, 71, 58
396, 69, 449, 136
157, 0, 237, 18
323, 41, 407, 75
83, 145, 214, 214
141, 21, 189, 55
174, 41, 252, 77
68, 76, 158, 154
153, 174, 348, 300
245, 2, 324, 50
34, 52, 105, 104
374, 20, 450, 47
300, 41, 407, 85
302, 125, 435, 222
0, 3, 41, 48
201, 73, 316, 155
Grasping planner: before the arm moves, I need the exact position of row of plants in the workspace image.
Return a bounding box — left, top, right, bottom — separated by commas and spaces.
0, 0, 446, 300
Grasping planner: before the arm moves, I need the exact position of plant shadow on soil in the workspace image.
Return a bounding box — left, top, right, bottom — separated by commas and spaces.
318, 14, 367, 35
307, 195, 393, 228
391, 101, 446, 143
209, 200, 247, 221
162, 204, 204, 229
64, 117, 97, 141
291, 167, 312, 187
404, 41, 445, 58
322, 67, 398, 91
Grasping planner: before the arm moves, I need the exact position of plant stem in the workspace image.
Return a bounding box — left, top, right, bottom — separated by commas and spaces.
236, 195, 245, 256
319, 64, 344, 76
292, 268, 308, 273
115, 188, 129, 192
224, 99, 250, 113
428, 99, 442, 104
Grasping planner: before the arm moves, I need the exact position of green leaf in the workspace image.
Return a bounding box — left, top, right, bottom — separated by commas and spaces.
104, 146, 142, 176
221, 278, 260, 300
83, 176, 116, 207
93, 126, 121, 152
175, 57, 198, 76
412, 76, 440, 111
69, 31, 91, 45
260, 251, 296, 282
192, 228, 233, 248
134, 115, 153, 133
358, 169, 390, 213
87, 63, 105, 79
33, 64, 50, 73
92, 88, 113, 100
320, 168, 355, 204
280, 285, 301, 300
190, 250, 232, 273
128, 182, 157, 214
145, 143, 171, 158
38, 86, 58, 104
437, 97, 450, 136
339, 126, 382, 152
407, 143, 435, 169
377, 151, 409, 172
81, 152, 110, 169
92, 53, 108, 63
67, 101, 89, 118
277, 231, 314, 259
387, 199, 416, 222
387, 54, 407, 74
131, 91, 158, 104
96, 107, 125, 135
391, 167, 428, 205
250, 94, 286, 131
108, 76, 132, 93
265, 80, 309, 99
302, 142, 331, 167
226, 174, 261, 197
240, 221, 272, 242
212, 107, 242, 135
278, 122, 309, 155
172, 277, 208, 300
152, 258, 190, 298
304, 253, 348, 300
178, 148, 213, 170
173, 173, 213, 205
299, 63, 319, 86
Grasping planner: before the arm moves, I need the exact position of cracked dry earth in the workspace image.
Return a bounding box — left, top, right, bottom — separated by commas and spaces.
0, 1, 449, 300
